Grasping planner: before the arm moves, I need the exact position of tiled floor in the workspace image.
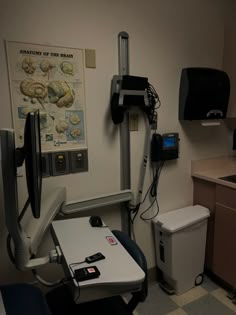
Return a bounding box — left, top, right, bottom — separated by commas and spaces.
136, 275, 236, 315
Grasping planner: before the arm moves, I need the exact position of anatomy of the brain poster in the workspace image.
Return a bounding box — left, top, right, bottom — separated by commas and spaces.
6, 41, 87, 152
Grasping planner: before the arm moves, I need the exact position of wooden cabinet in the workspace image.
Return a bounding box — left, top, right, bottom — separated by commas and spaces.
213, 203, 236, 285
193, 178, 236, 287
193, 178, 216, 270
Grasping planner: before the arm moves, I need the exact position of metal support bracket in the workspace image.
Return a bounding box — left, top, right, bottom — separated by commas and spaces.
118, 32, 131, 235
61, 190, 133, 215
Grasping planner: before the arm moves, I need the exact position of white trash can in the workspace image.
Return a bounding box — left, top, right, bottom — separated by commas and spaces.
153, 205, 210, 295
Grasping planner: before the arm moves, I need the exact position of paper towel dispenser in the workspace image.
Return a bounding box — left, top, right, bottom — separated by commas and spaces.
179, 68, 230, 120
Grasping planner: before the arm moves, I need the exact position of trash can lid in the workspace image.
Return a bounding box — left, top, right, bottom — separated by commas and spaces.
153, 205, 210, 233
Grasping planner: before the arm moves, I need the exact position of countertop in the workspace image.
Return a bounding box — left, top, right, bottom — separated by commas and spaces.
191, 156, 236, 189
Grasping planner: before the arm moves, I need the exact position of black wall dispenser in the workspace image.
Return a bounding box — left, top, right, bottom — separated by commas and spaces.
179, 67, 230, 120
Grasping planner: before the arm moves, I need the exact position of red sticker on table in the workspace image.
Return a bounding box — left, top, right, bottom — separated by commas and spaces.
106, 236, 117, 245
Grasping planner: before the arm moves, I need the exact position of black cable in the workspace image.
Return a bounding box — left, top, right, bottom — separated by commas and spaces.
146, 82, 161, 124
139, 161, 164, 221
6, 234, 15, 265
140, 198, 160, 221
129, 171, 155, 224
140, 187, 161, 221
59, 276, 76, 285
18, 198, 30, 221
129, 164, 157, 224
140, 198, 157, 221
129, 204, 140, 224
150, 161, 164, 198
69, 260, 86, 268
150, 172, 159, 197
128, 82, 161, 223
129, 160, 164, 223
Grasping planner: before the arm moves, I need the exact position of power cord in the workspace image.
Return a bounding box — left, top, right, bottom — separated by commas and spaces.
140, 161, 164, 221
146, 82, 161, 125
150, 161, 164, 198
32, 269, 64, 287
129, 160, 164, 223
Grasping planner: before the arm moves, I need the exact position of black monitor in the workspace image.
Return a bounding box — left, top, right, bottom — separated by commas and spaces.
1, 110, 42, 219
24, 110, 42, 219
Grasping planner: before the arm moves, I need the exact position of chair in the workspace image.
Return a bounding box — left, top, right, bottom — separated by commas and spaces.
46, 230, 148, 315
0, 283, 51, 315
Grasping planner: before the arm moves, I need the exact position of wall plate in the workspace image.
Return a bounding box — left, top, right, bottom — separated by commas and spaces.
51, 151, 70, 176
69, 149, 88, 173
41, 153, 51, 177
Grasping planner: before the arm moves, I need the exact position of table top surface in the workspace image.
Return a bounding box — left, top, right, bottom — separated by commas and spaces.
52, 217, 145, 288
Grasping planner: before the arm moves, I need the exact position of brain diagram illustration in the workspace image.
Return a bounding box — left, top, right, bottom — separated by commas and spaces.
7, 42, 87, 151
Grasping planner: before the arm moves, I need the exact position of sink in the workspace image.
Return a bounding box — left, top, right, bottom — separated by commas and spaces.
219, 175, 236, 183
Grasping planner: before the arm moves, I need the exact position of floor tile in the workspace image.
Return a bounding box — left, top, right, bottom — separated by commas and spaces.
201, 275, 219, 292
170, 286, 208, 307
211, 288, 236, 313
137, 283, 178, 315
137, 277, 236, 315
183, 294, 235, 315
166, 308, 188, 315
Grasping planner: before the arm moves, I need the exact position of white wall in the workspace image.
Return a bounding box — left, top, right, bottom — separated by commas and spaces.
0, 0, 233, 283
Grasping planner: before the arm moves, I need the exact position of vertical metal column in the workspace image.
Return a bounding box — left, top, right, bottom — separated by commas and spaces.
118, 32, 131, 235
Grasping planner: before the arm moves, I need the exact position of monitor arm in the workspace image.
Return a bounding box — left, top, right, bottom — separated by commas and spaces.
1, 129, 66, 271
7, 186, 66, 271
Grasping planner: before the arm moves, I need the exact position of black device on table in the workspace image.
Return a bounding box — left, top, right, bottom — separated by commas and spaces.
85, 252, 105, 263
89, 216, 103, 227
72, 253, 104, 282
74, 266, 100, 282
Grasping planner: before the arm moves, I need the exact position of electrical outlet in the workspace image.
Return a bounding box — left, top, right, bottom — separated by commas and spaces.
69, 150, 88, 173
51, 152, 70, 176
129, 113, 139, 131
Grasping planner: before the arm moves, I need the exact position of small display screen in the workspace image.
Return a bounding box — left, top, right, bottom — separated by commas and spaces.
163, 136, 175, 148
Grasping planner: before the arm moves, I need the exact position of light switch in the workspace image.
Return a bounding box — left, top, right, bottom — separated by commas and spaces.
129, 113, 139, 131
85, 49, 96, 68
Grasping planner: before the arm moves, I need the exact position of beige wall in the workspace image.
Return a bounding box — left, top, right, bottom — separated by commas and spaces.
223, 0, 236, 117
0, 0, 233, 283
